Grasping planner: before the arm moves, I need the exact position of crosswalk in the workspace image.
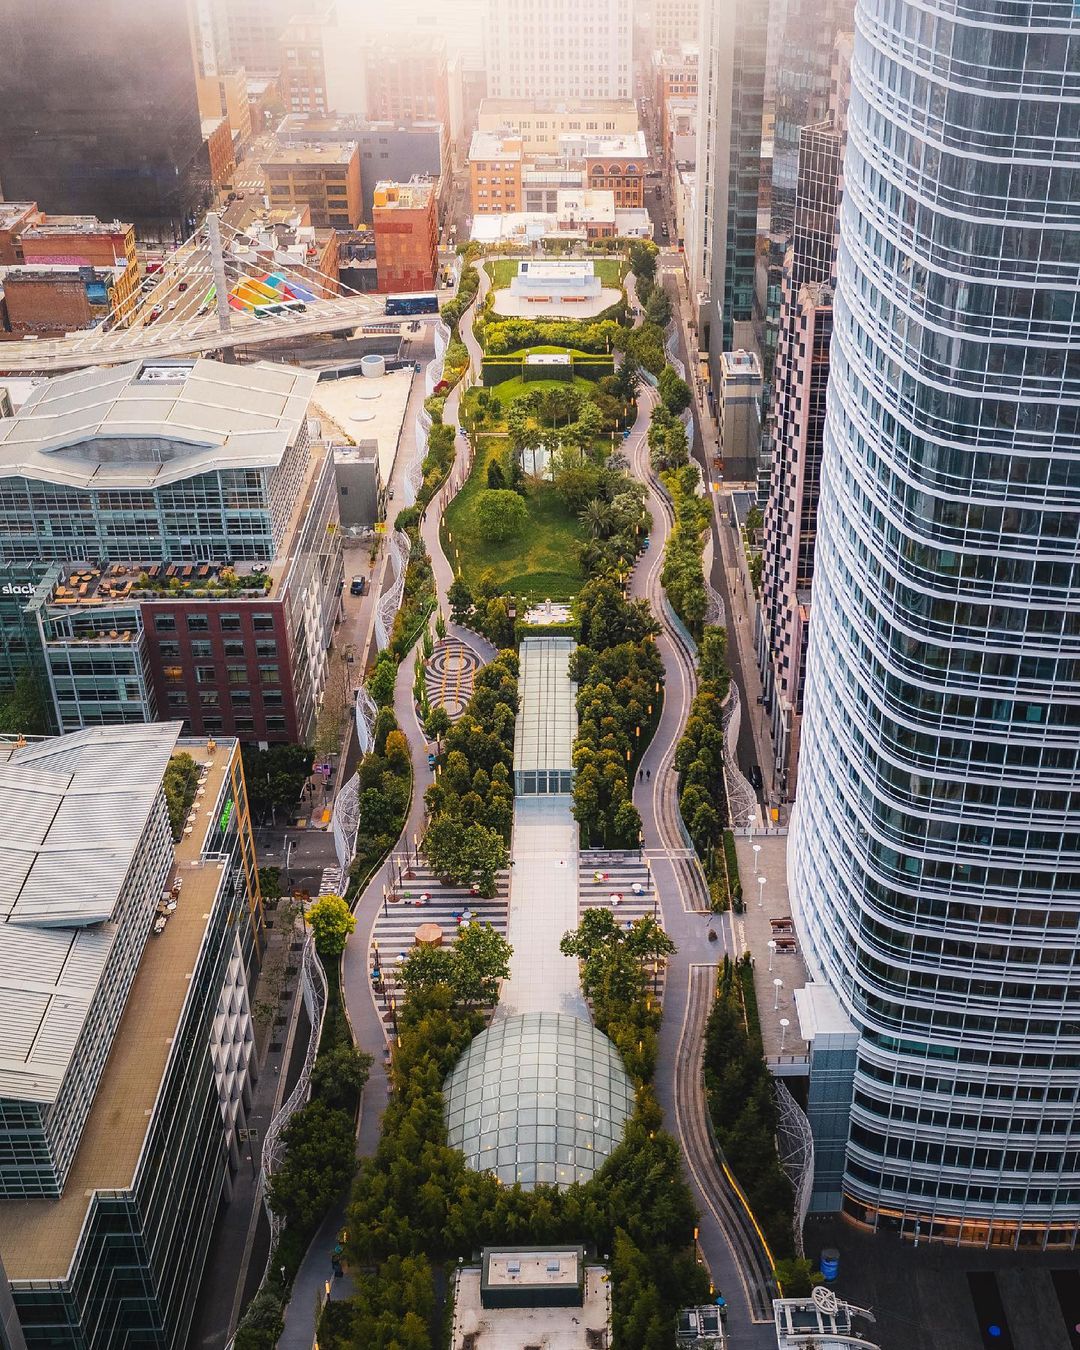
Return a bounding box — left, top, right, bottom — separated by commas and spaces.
368, 856, 510, 1030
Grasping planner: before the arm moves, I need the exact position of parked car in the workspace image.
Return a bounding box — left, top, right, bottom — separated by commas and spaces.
350, 576, 366, 596
749, 764, 764, 791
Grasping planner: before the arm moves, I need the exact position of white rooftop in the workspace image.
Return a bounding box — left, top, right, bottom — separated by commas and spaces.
453, 1262, 611, 1350
0, 357, 318, 489
311, 367, 414, 488
513, 636, 577, 773
0, 723, 181, 1104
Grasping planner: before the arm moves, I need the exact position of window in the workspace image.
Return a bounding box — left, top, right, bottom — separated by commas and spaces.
203, 717, 224, 735
227, 666, 248, 686
259, 665, 280, 685
224, 639, 245, 658
252, 613, 274, 632
190, 639, 212, 659
163, 665, 184, 684
265, 716, 287, 733
255, 639, 277, 658
186, 614, 209, 632
262, 690, 284, 707
234, 717, 255, 735
154, 614, 176, 633
158, 641, 180, 660
166, 692, 188, 709
200, 690, 220, 707
219, 613, 241, 632
231, 690, 252, 707
195, 667, 216, 685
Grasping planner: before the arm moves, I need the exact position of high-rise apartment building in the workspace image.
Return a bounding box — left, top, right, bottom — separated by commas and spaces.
757, 114, 844, 797
791, 0, 1080, 1245
0, 0, 209, 238
692, 0, 769, 386
485, 0, 633, 103
0, 726, 262, 1347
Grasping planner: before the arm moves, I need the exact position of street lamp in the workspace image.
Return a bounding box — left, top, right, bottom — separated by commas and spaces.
779, 1017, 790, 1052
767, 939, 777, 972
746, 808, 755, 839
773, 977, 783, 1011
757, 874, 766, 909
752, 842, 761, 874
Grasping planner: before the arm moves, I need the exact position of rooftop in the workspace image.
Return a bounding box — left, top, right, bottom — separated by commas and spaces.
453, 1260, 611, 1349
468, 130, 523, 162
0, 741, 236, 1282
264, 143, 358, 167
21, 216, 131, 239
513, 637, 577, 774
313, 368, 413, 488
479, 97, 637, 116
373, 179, 435, 210
0, 723, 182, 1105
0, 203, 39, 231
565, 130, 649, 158
0, 357, 318, 490
483, 1248, 581, 1291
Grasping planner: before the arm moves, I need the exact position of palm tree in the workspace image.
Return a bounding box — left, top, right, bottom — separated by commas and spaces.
580, 499, 614, 539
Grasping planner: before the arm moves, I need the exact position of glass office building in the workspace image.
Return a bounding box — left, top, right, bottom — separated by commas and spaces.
790, 0, 1080, 1245
0, 0, 208, 237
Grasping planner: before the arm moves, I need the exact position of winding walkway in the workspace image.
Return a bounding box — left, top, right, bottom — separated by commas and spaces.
277, 270, 490, 1350
626, 371, 777, 1344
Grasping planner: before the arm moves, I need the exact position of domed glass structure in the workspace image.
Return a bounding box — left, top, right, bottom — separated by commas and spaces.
444, 1012, 635, 1189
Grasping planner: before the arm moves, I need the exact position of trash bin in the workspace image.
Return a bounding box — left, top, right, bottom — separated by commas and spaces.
820, 1247, 840, 1281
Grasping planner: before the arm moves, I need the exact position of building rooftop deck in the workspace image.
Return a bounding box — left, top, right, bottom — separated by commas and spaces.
0, 742, 232, 1282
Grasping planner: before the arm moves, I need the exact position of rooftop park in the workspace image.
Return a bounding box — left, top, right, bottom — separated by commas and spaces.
484, 256, 629, 291
443, 367, 648, 639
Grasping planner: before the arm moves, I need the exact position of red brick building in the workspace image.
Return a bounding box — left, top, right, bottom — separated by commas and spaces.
364, 35, 449, 133
372, 179, 438, 293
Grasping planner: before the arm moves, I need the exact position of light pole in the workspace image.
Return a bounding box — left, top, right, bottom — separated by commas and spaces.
757, 874, 766, 909
779, 1017, 790, 1052
773, 977, 783, 1011
767, 939, 777, 972
752, 842, 761, 876
746, 808, 754, 839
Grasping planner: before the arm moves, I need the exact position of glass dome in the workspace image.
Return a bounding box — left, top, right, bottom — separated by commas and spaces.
444, 1011, 635, 1189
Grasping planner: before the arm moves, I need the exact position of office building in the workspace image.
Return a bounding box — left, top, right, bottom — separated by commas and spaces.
477, 99, 640, 154
790, 0, 1080, 1245
277, 116, 449, 222
264, 143, 363, 229
363, 33, 451, 133
757, 115, 843, 797
693, 0, 768, 379
0, 726, 262, 1348
485, 0, 633, 102
202, 115, 237, 191
468, 130, 648, 215
652, 0, 700, 50
0, 0, 209, 238
373, 180, 439, 294
0, 358, 344, 744
280, 10, 369, 119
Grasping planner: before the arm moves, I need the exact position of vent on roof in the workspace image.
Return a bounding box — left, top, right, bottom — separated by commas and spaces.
138, 366, 190, 383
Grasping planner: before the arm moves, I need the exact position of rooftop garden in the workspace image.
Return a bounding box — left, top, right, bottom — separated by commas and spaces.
130, 564, 272, 598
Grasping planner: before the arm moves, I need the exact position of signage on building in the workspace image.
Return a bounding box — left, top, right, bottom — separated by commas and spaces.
1, 582, 35, 597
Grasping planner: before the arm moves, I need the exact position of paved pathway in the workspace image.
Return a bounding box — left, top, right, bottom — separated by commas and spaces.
498, 796, 587, 1021
277, 270, 493, 1349
624, 371, 778, 1345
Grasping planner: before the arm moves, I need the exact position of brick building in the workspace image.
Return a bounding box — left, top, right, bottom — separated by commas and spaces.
263, 143, 363, 229
364, 35, 450, 134
469, 134, 524, 214
0, 204, 40, 265
372, 179, 439, 293
15, 214, 139, 322
202, 116, 236, 191
0, 266, 130, 339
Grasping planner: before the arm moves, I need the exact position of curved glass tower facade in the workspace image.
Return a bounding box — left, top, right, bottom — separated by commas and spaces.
791, 0, 1080, 1245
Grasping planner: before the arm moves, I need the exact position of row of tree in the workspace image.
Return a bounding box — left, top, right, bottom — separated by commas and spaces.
421, 649, 519, 894
673, 627, 737, 910
703, 956, 796, 1263
660, 461, 712, 638
569, 578, 664, 847
560, 908, 674, 1085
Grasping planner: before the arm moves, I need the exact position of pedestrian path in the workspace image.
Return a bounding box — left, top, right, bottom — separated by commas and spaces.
368, 858, 510, 1027
498, 795, 588, 1021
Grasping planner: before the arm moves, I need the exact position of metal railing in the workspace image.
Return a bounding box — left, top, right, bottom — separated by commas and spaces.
375, 530, 411, 650
775, 1080, 815, 1258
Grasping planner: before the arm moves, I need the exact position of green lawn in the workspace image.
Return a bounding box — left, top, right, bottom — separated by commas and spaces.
485, 257, 628, 289
442, 437, 585, 601
462, 374, 598, 432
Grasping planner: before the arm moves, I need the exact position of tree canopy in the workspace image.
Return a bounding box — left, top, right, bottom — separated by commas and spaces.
306, 893, 356, 958
476, 488, 529, 543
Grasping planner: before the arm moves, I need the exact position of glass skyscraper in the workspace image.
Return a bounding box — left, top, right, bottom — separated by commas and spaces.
791, 0, 1080, 1246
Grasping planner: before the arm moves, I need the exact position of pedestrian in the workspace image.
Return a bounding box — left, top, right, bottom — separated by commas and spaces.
646, 768, 651, 781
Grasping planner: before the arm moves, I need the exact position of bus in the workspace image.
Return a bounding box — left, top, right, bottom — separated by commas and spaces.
384, 292, 439, 317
